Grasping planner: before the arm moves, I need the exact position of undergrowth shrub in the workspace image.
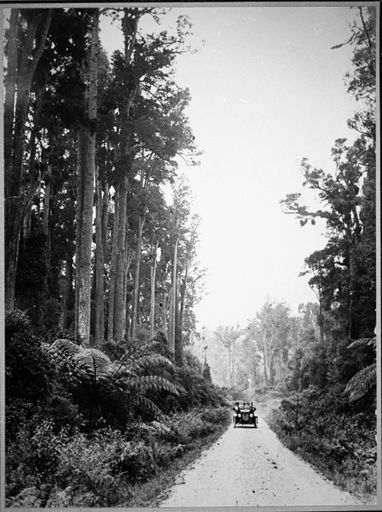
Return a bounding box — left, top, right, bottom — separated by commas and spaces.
267, 385, 377, 500
54, 427, 129, 505
6, 418, 61, 499
6, 405, 231, 507
5, 310, 54, 402
119, 441, 157, 482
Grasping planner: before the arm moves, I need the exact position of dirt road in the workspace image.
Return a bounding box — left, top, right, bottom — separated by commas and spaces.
159, 411, 361, 507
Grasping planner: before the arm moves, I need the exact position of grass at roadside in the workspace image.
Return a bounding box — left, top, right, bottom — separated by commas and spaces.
265, 390, 377, 505
123, 422, 230, 507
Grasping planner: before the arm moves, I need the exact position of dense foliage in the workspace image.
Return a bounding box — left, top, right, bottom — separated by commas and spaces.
267, 385, 377, 498
5, 310, 229, 506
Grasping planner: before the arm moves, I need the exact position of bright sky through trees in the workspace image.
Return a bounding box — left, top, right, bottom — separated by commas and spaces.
100, 5, 359, 330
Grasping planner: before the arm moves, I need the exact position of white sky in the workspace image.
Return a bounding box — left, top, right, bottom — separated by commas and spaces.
100, 5, 360, 331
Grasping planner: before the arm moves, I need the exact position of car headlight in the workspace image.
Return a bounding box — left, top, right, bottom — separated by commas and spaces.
238, 413, 241, 417
250, 414, 253, 417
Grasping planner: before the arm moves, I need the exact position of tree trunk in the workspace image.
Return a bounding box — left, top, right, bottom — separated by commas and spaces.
122, 243, 133, 339
76, 131, 95, 344
74, 129, 85, 337
168, 238, 179, 357
75, 11, 99, 344
131, 216, 145, 339
113, 176, 129, 341
22, 203, 32, 245
174, 297, 183, 366
62, 256, 73, 330
102, 181, 109, 249
175, 261, 188, 366
4, 200, 24, 313
149, 242, 159, 339
3, 12, 24, 310
42, 163, 52, 302
4, 9, 52, 314
4, 9, 19, 176
94, 171, 105, 346
108, 190, 119, 342
162, 289, 168, 334
43, 164, 52, 233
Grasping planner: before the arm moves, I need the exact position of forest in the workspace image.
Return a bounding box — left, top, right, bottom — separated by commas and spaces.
3, 4, 378, 508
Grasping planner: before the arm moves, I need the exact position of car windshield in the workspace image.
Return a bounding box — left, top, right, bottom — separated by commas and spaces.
233, 401, 254, 409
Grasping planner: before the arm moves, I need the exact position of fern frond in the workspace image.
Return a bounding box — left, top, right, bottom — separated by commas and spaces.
49, 339, 82, 357
136, 395, 165, 420
344, 364, 376, 401
130, 354, 174, 372
109, 360, 134, 379
143, 339, 164, 350
348, 337, 376, 350
129, 375, 183, 396
73, 348, 112, 382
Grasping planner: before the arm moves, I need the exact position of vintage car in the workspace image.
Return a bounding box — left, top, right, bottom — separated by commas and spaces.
232, 401, 258, 428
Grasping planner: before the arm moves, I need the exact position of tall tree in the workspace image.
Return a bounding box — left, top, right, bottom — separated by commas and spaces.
74, 9, 100, 344
4, 9, 53, 313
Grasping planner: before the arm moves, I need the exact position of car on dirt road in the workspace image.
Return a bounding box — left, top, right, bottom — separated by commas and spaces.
233, 401, 258, 428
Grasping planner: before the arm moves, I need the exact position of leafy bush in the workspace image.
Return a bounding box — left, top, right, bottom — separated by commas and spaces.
267, 386, 377, 499
201, 407, 231, 424
54, 428, 129, 505
119, 441, 157, 482
6, 419, 61, 499
5, 310, 55, 402
8, 426, 133, 507
162, 406, 230, 445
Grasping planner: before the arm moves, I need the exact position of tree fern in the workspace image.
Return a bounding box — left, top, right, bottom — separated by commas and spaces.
48, 338, 183, 427
127, 375, 184, 396
49, 338, 81, 357
49, 340, 113, 382
347, 337, 376, 350
344, 363, 376, 401
73, 348, 112, 382
129, 353, 174, 373
136, 395, 165, 420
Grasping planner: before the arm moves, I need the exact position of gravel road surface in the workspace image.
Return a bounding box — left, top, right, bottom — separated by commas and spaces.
159, 411, 361, 507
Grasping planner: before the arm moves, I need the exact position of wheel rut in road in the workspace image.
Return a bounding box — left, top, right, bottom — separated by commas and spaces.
159, 415, 361, 507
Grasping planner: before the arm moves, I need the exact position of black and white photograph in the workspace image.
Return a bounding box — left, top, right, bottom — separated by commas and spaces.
1, 1, 380, 509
